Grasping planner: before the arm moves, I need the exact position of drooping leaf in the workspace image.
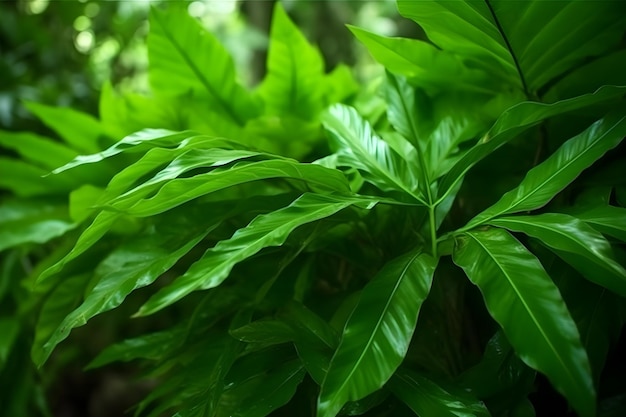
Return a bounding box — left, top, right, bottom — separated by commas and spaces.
137, 193, 379, 316
349, 25, 498, 95
317, 250, 436, 417
437, 85, 626, 200
117, 159, 351, 217
148, 6, 260, 126
0, 200, 75, 251
322, 104, 422, 202
24, 101, 106, 153
453, 228, 594, 417
258, 3, 325, 119
35, 224, 211, 367
465, 111, 626, 228
388, 368, 491, 417
490, 213, 626, 297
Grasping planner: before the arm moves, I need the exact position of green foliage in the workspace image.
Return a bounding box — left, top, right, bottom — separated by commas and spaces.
1, 1, 625, 417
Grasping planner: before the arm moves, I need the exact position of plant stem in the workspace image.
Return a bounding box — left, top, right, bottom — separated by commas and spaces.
429, 205, 437, 258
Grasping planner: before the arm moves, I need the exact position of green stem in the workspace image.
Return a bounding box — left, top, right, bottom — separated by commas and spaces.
429, 205, 437, 258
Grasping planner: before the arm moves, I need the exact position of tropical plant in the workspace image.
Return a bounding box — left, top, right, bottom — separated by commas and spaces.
1, 1, 625, 416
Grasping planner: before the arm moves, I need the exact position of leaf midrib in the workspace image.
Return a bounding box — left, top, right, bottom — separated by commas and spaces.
466, 231, 578, 388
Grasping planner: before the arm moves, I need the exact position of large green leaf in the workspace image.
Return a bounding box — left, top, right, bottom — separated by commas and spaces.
148, 6, 259, 125
116, 159, 351, 217
388, 368, 491, 417
397, 1, 626, 94
490, 213, 626, 297
437, 85, 626, 200
453, 228, 594, 417
317, 250, 436, 417
349, 25, 497, 95
322, 104, 422, 202
0, 200, 75, 251
258, 3, 325, 119
465, 111, 626, 228
137, 193, 380, 316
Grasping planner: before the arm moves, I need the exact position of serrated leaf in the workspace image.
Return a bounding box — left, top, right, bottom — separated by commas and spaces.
317, 250, 436, 417
466, 112, 626, 228
149, 6, 259, 125
322, 104, 422, 203
437, 85, 626, 200
138, 193, 379, 316
490, 213, 626, 297
259, 3, 325, 119
389, 368, 491, 417
453, 228, 594, 417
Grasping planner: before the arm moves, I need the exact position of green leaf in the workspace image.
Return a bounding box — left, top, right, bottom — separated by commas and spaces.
0, 131, 77, 170
230, 320, 296, 346
322, 104, 422, 202
0, 317, 20, 369
24, 102, 105, 153
490, 213, 626, 297
460, 330, 535, 399
349, 25, 497, 95
317, 250, 436, 417
0, 158, 72, 196
437, 85, 626, 201
36, 225, 211, 367
116, 158, 350, 217
573, 205, 626, 243
148, 6, 259, 125
258, 3, 325, 119
137, 193, 379, 316
453, 228, 594, 417
388, 368, 491, 417
86, 327, 185, 369
465, 111, 626, 228
397, 1, 626, 94
0, 200, 75, 251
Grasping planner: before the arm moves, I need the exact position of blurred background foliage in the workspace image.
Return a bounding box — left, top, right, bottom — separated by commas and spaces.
0, 0, 422, 133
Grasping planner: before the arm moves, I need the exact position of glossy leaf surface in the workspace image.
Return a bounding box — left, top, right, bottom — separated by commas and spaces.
389, 368, 491, 417
138, 194, 379, 316
317, 250, 436, 417
322, 104, 421, 202
453, 228, 594, 417
490, 213, 626, 297
574, 205, 626, 242
466, 111, 626, 228
438, 85, 626, 200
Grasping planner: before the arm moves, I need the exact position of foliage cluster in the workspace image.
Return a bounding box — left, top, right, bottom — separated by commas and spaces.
1, 1, 626, 416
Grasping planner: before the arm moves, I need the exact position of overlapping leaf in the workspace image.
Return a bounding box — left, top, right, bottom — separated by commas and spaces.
453, 228, 594, 417
490, 213, 626, 297
148, 7, 260, 125
437, 85, 626, 200
322, 104, 422, 202
465, 111, 626, 228
573, 205, 626, 242
389, 368, 491, 417
317, 250, 436, 417
138, 193, 380, 316
397, 1, 626, 94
